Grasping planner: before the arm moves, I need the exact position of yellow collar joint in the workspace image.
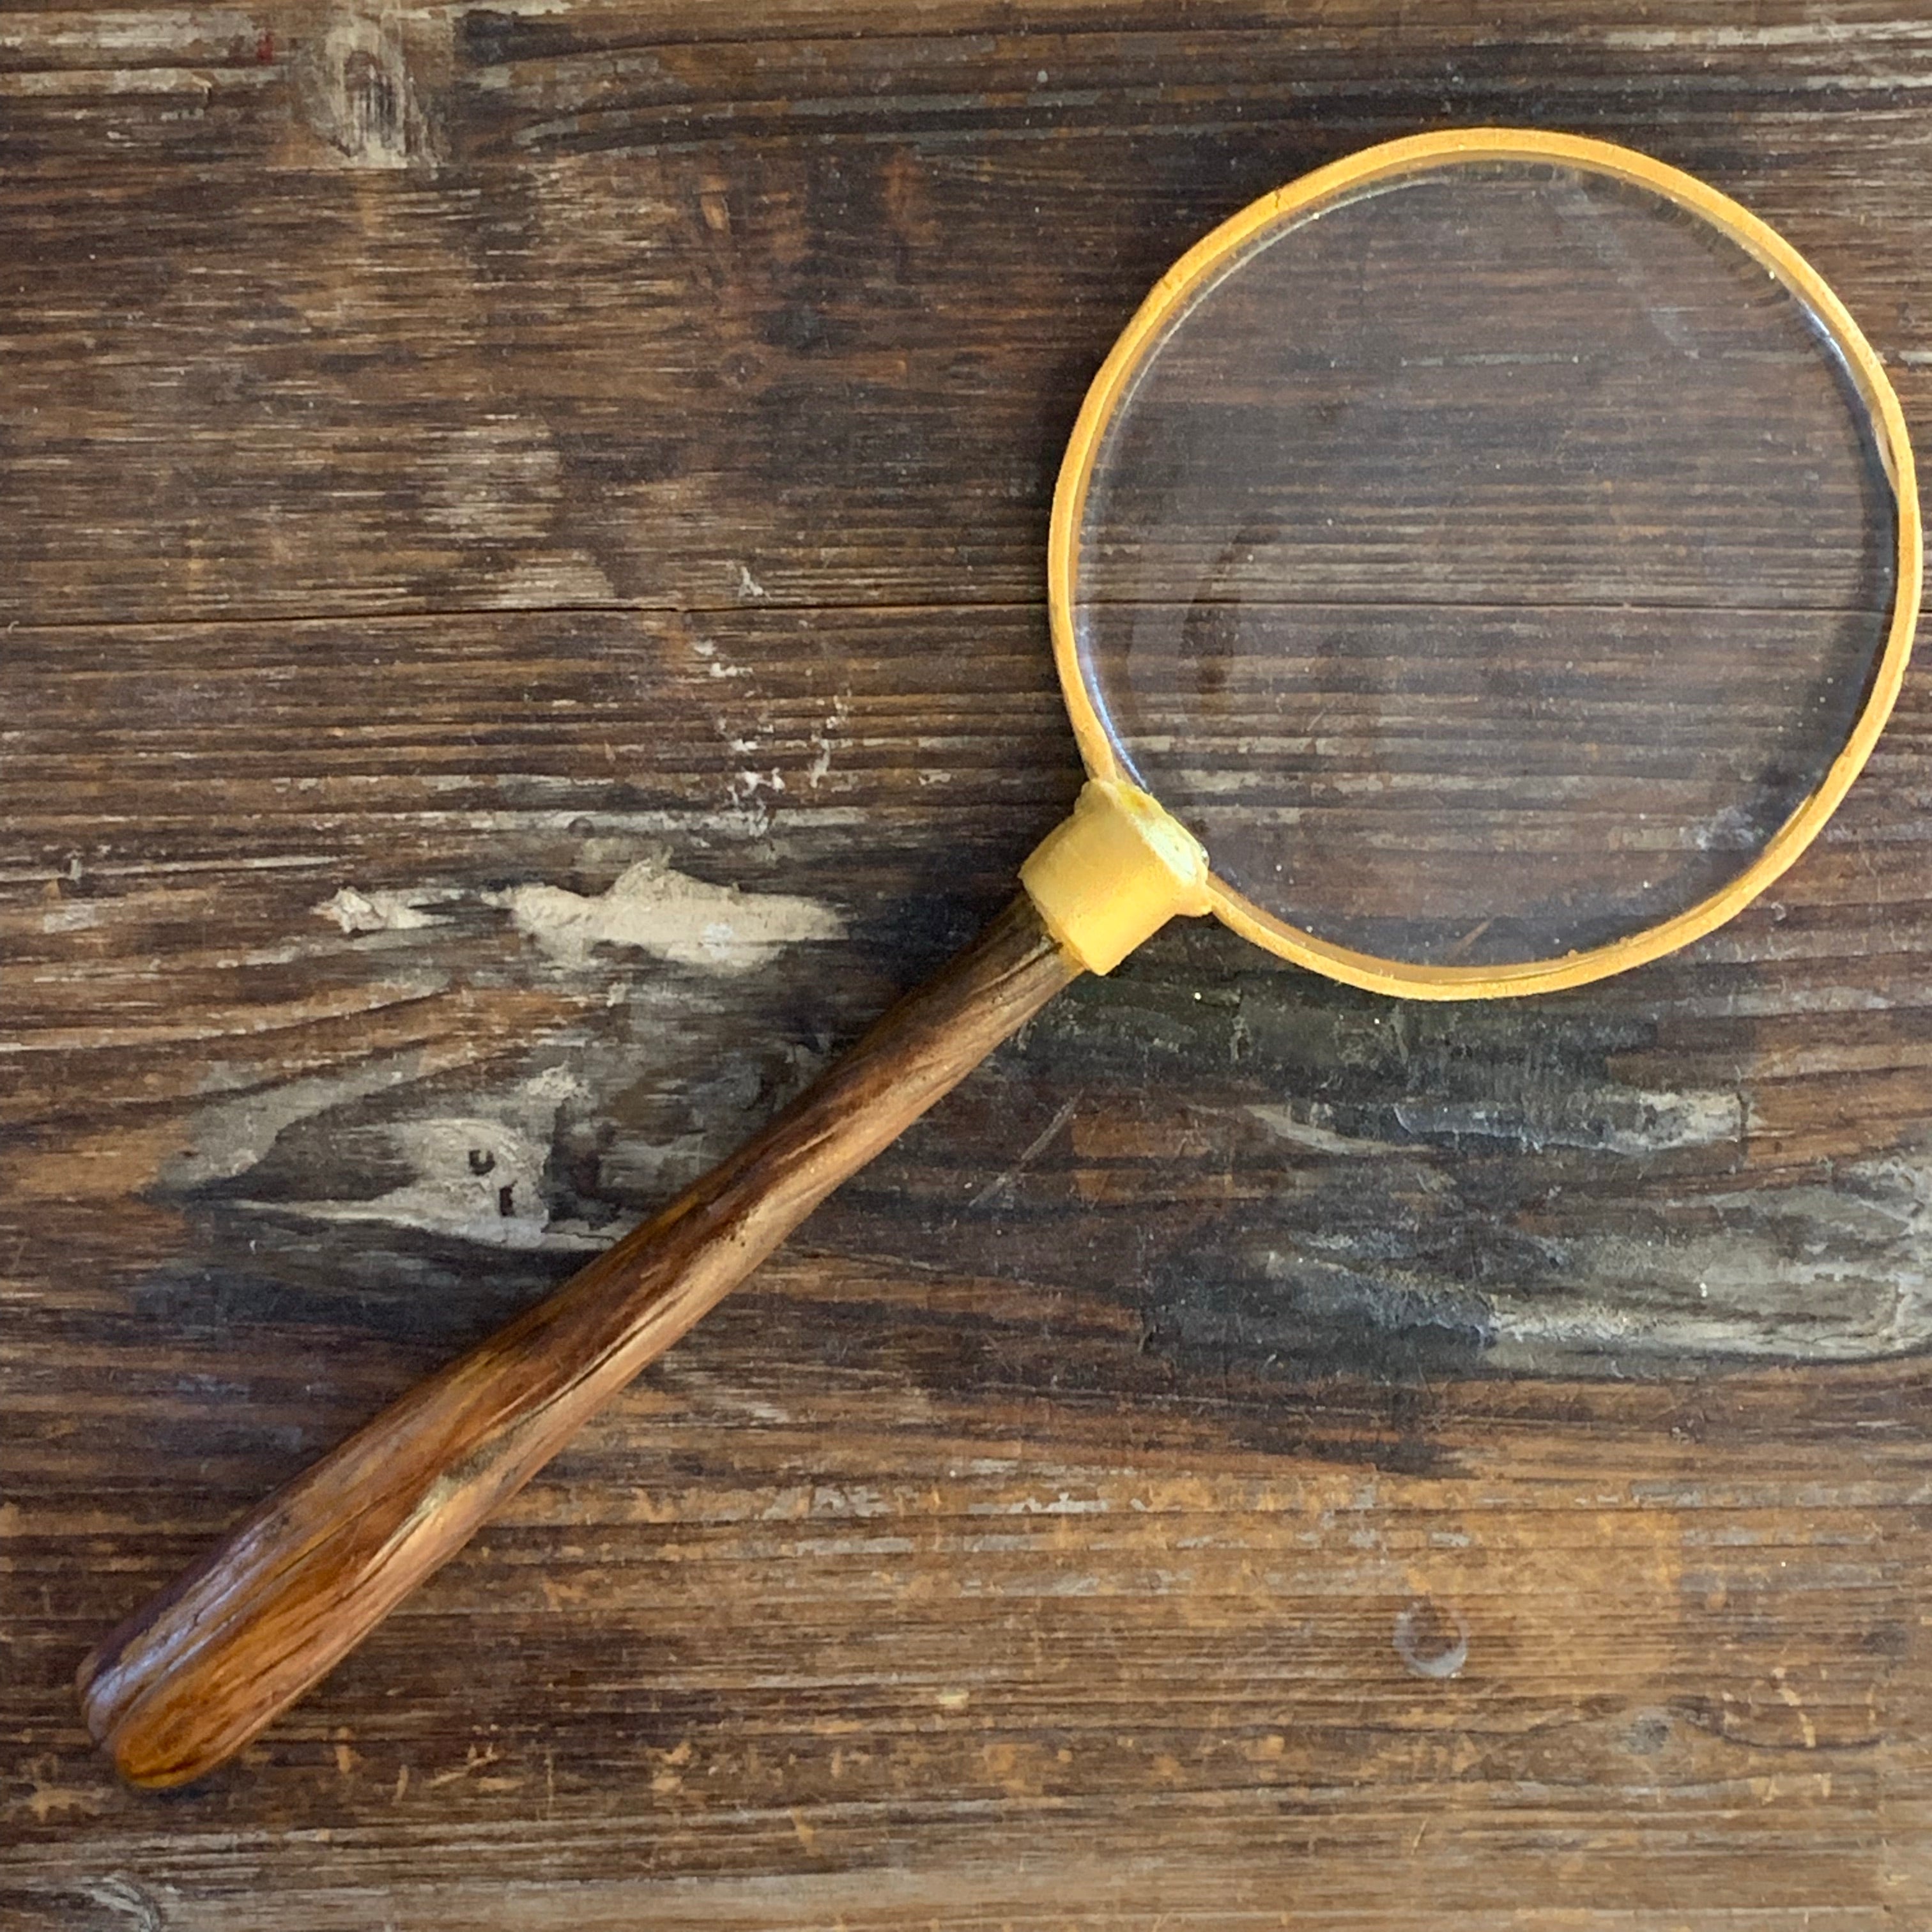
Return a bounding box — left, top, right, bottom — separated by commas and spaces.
1020, 779, 1213, 975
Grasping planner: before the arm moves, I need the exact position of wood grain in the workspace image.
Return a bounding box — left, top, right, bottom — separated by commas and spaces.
7, 3, 1932, 1927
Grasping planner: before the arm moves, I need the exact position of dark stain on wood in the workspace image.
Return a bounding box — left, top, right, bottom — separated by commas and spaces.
6, 3, 1932, 1925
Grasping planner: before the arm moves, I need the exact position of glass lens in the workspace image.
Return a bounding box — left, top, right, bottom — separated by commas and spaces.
1073, 159, 1898, 970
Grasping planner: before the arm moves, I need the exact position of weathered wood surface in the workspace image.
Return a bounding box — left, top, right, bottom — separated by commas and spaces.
78, 895, 1079, 1790
6, 3, 1932, 1926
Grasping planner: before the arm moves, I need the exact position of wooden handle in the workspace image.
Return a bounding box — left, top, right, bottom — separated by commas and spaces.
79, 895, 1081, 1787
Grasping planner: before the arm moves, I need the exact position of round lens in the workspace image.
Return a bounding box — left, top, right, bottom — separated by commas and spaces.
1065, 146, 1910, 985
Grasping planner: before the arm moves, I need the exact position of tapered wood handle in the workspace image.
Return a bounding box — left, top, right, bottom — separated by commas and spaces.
79, 895, 1081, 1787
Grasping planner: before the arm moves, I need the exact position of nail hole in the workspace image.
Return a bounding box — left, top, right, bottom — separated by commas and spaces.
1393, 1597, 1469, 1680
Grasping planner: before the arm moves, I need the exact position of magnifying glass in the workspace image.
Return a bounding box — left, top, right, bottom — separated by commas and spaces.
80, 128, 1920, 1786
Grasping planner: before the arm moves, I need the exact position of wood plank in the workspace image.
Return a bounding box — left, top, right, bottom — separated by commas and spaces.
6, 602, 1932, 1374
8, 1327, 1932, 1924
2, 11, 1931, 624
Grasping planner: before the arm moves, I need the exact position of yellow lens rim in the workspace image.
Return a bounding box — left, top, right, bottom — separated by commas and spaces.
1047, 126, 1922, 999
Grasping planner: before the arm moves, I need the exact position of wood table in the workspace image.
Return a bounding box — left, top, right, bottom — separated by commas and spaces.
6, 5, 1931, 1926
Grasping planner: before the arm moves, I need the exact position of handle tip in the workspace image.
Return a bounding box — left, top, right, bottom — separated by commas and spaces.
77, 1634, 220, 1790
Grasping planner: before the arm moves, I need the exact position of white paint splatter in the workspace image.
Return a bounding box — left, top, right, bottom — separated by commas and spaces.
40, 901, 102, 933
806, 694, 850, 790
73, 1876, 160, 1931
1392, 1085, 1743, 1155
165, 1045, 447, 1191
726, 766, 786, 838
316, 885, 448, 934
687, 631, 749, 680
1486, 1144, 1932, 1366
233, 1068, 604, 1250
0, 11, 255, 62
289, 1114, 560, 1249
489, 857, 841, 970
